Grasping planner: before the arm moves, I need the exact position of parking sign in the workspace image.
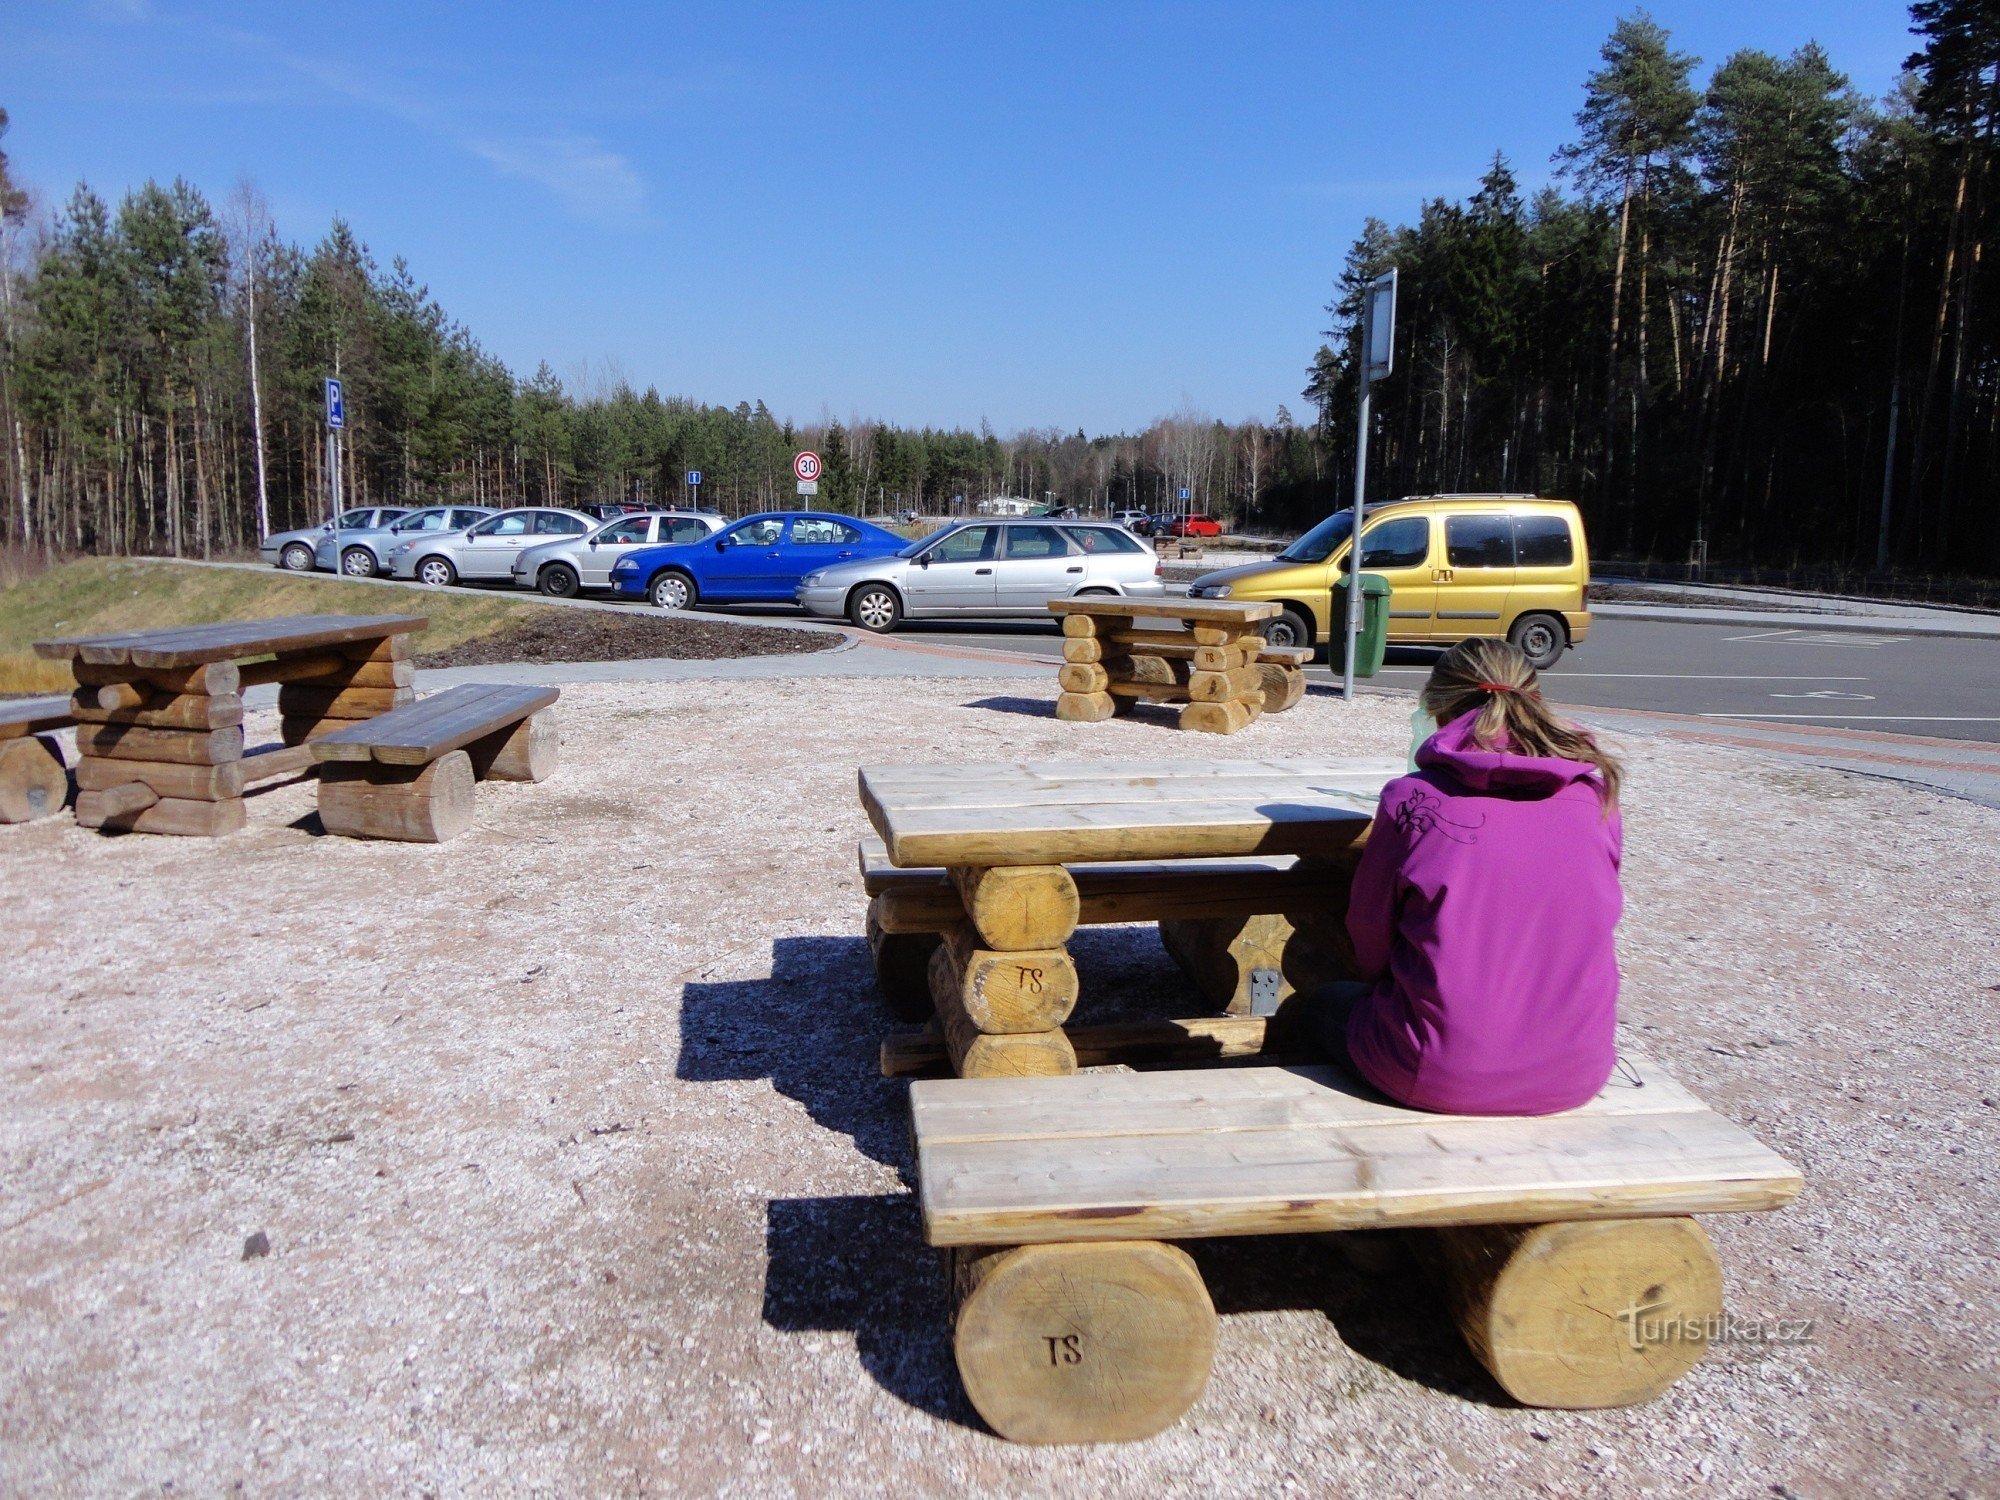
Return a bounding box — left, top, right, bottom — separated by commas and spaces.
324, 378, 344, 430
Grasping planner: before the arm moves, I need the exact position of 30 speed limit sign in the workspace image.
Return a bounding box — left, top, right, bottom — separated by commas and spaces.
793, 451, 822, 482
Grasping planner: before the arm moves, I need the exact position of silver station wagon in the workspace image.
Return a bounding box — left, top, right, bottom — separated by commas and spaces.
794, 519, 1163, 632
511, 509, 724, 597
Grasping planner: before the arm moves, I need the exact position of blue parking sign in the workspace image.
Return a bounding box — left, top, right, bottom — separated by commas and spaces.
324, 378, 345, 430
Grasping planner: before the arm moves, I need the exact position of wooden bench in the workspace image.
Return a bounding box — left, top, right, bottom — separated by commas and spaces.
911, 1058, 1803, 1443
0, 694, 76, 824
861, 835, 1358, 1028
309, 683, 560, 841
1102, 638, 1313, 714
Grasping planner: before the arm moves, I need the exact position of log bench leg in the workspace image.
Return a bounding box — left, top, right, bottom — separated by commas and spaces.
1258, 661, 1306, 714
928, 863, 1081, 1077
467, 710, 560, 782
1434, 1217, 1724, 1408
867, 898, 941, 1022
1159, 909, 1356, 1016
951, 1241, 1218, 1444
317, 750, 475, 843
0, 734, 69, 823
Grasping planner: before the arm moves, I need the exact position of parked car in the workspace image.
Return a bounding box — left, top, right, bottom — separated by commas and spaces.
512, 510, 726, 597
1112, 509, 1150, 534
608, 511, 907, 611
795, 519, 1164, 632
579, 502, 653, 521
313, 504, 496, 576
1185, 493, 1590, 668
388, 507, 599, 586
1164, 513, 1224, 539
259, 507, 410, 572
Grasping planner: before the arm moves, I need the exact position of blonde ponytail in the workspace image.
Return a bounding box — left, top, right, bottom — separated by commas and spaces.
1419, 639, 1622, 810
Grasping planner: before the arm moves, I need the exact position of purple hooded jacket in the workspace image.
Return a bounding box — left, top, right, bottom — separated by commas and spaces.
1343, 709, 1623, 1115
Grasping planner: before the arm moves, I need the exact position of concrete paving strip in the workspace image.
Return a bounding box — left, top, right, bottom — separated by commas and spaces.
1589, 602, 1999, 639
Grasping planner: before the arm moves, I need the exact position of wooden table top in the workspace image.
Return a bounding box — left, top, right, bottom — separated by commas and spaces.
34, 614, 428, 668
859, 757, 1401, 867
1046, 596, 1278, 625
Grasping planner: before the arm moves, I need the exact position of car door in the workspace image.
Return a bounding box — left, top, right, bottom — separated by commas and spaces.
1436, 513, 1517, 639
787, 516, 869, 587
1348, 514, 1438, 641
993, 523, 1079, 611
578, 515, 653, 587
459, 510, 535, 577
902, 525, 998, 614
706, 517, 788, 599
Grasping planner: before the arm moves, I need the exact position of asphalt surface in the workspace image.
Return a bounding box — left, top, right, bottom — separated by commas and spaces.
856, 613, 2000, 744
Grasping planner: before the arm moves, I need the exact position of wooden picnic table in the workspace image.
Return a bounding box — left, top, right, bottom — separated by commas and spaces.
1046, 596, 1288, 734
858, 757, 1398, 1077
32, 613, 427, 836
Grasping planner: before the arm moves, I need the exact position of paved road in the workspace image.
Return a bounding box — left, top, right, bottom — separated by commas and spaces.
838, 613, 2000, 744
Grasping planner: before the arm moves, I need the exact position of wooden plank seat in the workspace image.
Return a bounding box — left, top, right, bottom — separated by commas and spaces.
0, 694, 77, 824
860, 835, 1359, 1026
910, 1056, 1804, 1442
308, 682, 560, 842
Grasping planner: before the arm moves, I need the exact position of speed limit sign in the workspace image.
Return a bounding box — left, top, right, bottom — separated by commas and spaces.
793, 451, 822, 482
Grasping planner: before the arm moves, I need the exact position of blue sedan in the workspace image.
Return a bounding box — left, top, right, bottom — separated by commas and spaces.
608, 511, 909, 611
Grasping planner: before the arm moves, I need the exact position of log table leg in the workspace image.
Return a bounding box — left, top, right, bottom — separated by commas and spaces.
1178, 623, 1266, 734
0, 734, 70, 823
1055, 614, 1118, 722
867, 898, 941, 1022
1433, 1217, 1725, 1408
278, 635, 416, 746
951, 1241, 1218, 1444
71, 659, 248, 836
927, 863, 1081, 1077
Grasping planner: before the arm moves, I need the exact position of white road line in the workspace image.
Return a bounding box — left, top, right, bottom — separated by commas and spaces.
1698, 714, 2000, 722
1374, 671, 1870, 680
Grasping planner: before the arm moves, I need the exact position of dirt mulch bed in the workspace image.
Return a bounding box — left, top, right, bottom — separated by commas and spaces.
416, 608, 841, 667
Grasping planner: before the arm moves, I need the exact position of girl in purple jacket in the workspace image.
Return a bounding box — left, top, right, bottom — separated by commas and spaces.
1309, 638, 1626, 1116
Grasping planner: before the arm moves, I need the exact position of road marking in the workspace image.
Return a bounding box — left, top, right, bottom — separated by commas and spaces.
1699, 714, 2000, 722
1375, 671, 1870, 680
1720, 629, 1909, 647
1768, 690, 1874, 700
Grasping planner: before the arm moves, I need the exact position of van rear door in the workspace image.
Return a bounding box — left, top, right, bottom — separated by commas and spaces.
1507, 512, 1583, 624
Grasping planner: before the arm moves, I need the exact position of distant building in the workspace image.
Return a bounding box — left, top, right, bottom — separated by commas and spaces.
978, 495, 1039, 516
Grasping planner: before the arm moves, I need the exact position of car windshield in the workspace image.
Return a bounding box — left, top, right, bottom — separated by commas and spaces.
1280, 510, 1356, 563
390, 509, 444, 532
898, 528, 948, 558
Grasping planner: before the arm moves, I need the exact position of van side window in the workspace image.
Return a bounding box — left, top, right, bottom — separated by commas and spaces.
1446, 515, 1515, 568
1359, 517, 1429, 568
1512, 515, 1574, 567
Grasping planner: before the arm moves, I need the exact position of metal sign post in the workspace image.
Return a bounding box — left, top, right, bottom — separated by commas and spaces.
324, 377, 345, 570
686, 469, 702, 508
1343, 268, 1396, 703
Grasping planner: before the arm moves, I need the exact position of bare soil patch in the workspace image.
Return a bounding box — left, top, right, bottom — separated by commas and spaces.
1, 679, 1993, 1496
415, 609, 839, 667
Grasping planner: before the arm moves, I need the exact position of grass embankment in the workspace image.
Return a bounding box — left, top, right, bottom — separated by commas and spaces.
0, 558, 832, 693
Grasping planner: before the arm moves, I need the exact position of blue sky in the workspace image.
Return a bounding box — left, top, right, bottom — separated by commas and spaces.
5, 1, 1919, 433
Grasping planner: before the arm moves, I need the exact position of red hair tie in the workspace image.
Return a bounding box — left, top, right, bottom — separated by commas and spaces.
1477, 681, 1515, 694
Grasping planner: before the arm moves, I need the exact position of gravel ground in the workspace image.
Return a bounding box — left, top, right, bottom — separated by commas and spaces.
1, 678, 1994, 1498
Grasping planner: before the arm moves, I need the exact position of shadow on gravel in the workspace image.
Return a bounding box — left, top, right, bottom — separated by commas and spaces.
961, 694, 1191, 731
762, 1194, 970, 1427
678, 934, 910, 1170
759, 1195, 1505, 1428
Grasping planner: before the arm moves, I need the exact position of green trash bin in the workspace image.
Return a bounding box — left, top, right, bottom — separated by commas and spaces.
1332, 572, 1392, 677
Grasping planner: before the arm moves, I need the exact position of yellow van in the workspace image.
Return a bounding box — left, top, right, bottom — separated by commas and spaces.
1186, 493, 1590, 669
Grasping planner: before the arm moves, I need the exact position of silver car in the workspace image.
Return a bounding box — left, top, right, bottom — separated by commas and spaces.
388, 507, 599, 587
511, 510, 725, 597
259, 507, 410, 572
314, 504, 496, 577
795, 519, 1164, 632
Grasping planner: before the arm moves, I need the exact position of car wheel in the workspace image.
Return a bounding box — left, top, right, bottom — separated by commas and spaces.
280, 542, 315, 572
340, 546, 378, 578
650, 570, 696, 610
1262, 607, 1316, 653
848, 583, 902, 633
416, 556, 457, 588
1508, 612, 1568, 671
538, 562, 579, 598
